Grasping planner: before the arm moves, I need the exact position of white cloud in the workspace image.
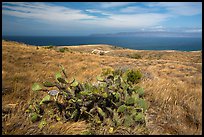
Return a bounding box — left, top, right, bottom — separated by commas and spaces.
3, 2, 201, 36
85, 9, 111, 15
3, 2, 170, 29
152, 25, 165, 29
2, 2, 96, 22
150, 26, 166, 31
147, 2, 202, 16
100, 2, 134, 8
86, 9, 103, 13
82, 13, 169, 28
120, 6, 150, 13
184, 28, 202, 33
8, 2, 203, 34
139, 26, 166, 32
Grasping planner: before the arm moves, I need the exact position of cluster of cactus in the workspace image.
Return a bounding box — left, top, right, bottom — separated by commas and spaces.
27, 66, 147, 132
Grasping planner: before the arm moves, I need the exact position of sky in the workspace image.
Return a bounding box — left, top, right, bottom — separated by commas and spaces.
2, 2, 202, 36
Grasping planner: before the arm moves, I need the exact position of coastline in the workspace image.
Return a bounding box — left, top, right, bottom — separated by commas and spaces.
2, 39, 202, 52
45, 44, 202, 53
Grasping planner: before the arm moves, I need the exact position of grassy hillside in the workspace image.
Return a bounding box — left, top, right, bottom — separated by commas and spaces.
2, 40, 202, 135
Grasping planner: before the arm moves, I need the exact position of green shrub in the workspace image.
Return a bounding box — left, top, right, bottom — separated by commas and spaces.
44, 46, 54, 49
126, 70, 142, 84
128, 53, 142, 59
59, 48, 65, 53
47, 46, 53, 49
58, 47, 72, 53
28, 67, 147, 134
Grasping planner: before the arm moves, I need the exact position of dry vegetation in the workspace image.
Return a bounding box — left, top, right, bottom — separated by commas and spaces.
2, 40, 202, 135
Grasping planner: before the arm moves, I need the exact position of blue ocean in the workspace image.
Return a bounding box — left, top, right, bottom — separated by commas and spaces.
2, 36, 202, 51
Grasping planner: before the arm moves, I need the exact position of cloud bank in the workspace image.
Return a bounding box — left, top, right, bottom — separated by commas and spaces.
2, 2, 202, 36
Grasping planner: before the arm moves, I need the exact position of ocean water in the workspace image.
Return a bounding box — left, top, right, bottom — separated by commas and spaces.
2, 36, 202, 51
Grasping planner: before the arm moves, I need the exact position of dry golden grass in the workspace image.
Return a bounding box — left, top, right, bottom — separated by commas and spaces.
2, 101, 89, 135
2, 40, 202, 135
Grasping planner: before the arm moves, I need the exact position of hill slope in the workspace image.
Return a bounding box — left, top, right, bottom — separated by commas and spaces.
2, 40, 202, 135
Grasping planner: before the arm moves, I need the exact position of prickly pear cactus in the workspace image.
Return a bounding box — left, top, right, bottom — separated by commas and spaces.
28, 66, 148, 134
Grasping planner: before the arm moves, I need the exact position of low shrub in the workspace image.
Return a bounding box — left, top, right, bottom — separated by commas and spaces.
43, 46, 54, 50
47, 46, 54, 49
126, 70, 142, 84
58, 48, 72, 53
59, 48, 65, 53
128, 53, 142, 59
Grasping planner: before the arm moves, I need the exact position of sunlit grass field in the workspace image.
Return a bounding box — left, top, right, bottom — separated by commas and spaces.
2, 40, 202, 135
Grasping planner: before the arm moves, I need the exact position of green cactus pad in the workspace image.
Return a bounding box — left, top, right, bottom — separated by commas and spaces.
32, 83, 42, 92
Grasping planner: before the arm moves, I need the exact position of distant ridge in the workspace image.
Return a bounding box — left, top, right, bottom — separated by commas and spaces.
90, 31, 202, 38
